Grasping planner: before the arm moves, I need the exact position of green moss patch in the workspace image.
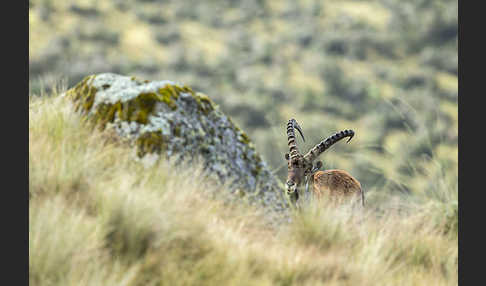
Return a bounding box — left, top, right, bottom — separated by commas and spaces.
93, 102, 119, 129
117, 92, 159, 124
193, 92, 215, 115
67, 75, 98, 114
173, 124, 182, 137
135, 131, 167, 157
238, 132, 251, 145
158, 85, 179, 110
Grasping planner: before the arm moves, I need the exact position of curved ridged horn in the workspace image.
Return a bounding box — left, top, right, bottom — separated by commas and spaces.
304, 129, 354, 162
287, 119, 305, 160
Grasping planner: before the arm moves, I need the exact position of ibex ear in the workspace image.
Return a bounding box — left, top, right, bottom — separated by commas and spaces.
314, 161, 323, 170
284, 153, 290, 160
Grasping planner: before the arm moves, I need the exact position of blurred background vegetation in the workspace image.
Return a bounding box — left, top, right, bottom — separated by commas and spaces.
29, 0, 457, 199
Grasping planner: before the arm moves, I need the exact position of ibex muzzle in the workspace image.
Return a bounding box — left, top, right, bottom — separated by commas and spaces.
284, 119, 364, 206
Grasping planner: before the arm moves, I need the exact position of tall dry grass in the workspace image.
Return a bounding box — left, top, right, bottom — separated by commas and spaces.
29, 90, 457, 285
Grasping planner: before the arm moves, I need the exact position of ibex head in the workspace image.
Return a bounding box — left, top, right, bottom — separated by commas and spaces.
284, 118, 354, 202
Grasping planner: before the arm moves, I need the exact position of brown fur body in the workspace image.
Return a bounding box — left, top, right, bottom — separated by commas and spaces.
312, 169, 363, 206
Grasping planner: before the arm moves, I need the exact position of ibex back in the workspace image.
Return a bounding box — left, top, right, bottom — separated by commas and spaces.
284, 119, 364, 207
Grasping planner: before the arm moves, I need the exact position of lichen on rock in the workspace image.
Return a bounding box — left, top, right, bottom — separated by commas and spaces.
64, 73, 290, 219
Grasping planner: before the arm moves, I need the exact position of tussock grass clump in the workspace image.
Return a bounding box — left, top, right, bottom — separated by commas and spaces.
281, 196, 458, 285
29, 89, 457, 285
29, 95, 128, 200
29, 196, 140, 286
29, 196, 104, 284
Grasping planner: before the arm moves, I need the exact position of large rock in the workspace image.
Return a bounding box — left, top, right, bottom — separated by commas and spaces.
64, 73, 290, 218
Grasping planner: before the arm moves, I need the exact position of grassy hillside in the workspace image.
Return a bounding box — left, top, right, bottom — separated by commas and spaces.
29, 88, 457, 285
29, 1, 458, 284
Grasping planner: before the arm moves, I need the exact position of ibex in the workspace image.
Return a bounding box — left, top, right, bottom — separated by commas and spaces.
285, 119, 364, 207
